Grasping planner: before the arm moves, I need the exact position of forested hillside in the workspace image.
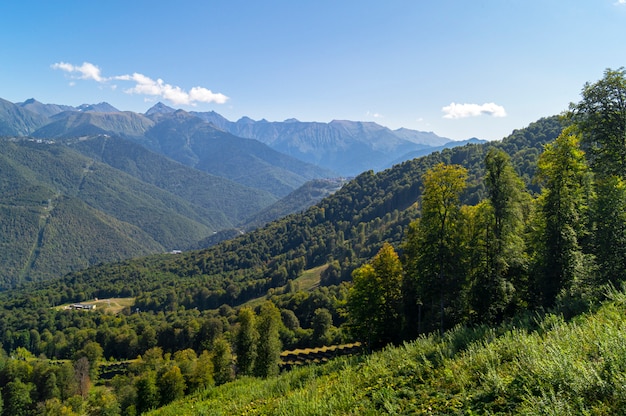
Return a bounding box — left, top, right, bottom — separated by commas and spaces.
0, 137, 277, 286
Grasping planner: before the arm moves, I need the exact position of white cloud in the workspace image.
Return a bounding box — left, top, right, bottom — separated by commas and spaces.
442, 102, 507, 119
366, 111, 383, 119
617, 0, 626, 5
52, 61, 228, 106
51, 62, 105, 82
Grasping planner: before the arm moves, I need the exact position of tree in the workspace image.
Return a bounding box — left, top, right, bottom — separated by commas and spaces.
41, 371, 61, 402
570, 68, 626, 288
158, 365, 186, 406
56, 362, 79, 401
135, 372, 159, 414
532, 126, 593, 307
471, 149, 529, 323
234, 307, 258, 376
87, 389, 120, 416
212, 337, 234, 386
403, 163, 468, 335
253, 301, 282, 378
74, 357, 91, 399
593, 175, 626, 287
347, 242, 404, 347
172, 349, 197, 393
74, 341, 103, 380
570, 67, 626, 178
3, 378, 34, 416
311, 308, 333, 346
190, 350, 214, 391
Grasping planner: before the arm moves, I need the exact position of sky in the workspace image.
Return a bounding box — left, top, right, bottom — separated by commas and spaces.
1, 1, 625, 141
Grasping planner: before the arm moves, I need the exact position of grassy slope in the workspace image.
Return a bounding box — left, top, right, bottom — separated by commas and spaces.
150, 290, 626, 415
238, 265, 326, 310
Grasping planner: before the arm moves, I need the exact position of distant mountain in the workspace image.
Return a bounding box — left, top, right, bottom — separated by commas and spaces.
0, 97, 49, 136
17, 98, 119, 117
1, 95, 482, 287
32, 110, 154, 140
9, 101, 333, 198
17, 98, 75, 118
392, 127, 451, 146
145, 101, 176, 116
189, 110, 458, 175
161, 178, 348, 249
142, 110, 334, 197
76, 102, 119, 112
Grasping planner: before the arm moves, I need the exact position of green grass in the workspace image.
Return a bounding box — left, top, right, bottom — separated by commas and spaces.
239, 265, 326, 310
148, 289, 626, 415
292, 264, 325, 291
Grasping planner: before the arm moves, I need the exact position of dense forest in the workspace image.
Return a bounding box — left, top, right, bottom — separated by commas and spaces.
0, 68, 625, 414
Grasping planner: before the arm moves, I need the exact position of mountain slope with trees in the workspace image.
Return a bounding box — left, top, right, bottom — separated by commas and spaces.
0, 114, 563, 345
0, 137, 278, 286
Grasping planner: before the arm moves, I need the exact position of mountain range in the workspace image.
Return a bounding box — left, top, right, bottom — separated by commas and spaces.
0, 96, 482, 286
7, 98, 483, 177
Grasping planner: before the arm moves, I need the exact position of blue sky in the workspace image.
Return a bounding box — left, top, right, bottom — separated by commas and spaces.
1, 1, 625, 141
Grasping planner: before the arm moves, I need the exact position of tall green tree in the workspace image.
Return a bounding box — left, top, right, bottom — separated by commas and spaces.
234, 307, 259, 376
311, 308, 333, 346
347, 242, 404, 347
212, 337, 234, 386
158, 365, 186, 406
190, 350, 214, 391
135, 372, 159, 414
570, 67, 626, 178
2, 378, 34, 416
403, 163, 468, 335
570, 68, 626, 288
593, 176, 626, 287
471, 149, 529, 323
532, 126, 593, 307
253, 302, 282, 378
